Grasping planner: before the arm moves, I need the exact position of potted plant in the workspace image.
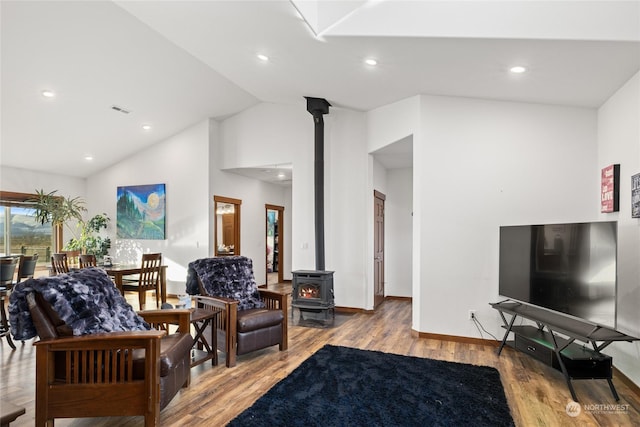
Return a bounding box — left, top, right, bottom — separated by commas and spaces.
31, 190, 111, 260
32, 189, 86, 234
65, 213, 112, 260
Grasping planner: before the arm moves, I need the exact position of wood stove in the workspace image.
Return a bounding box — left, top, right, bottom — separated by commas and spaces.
293, 97, 335, 322
292, 270, 334, 316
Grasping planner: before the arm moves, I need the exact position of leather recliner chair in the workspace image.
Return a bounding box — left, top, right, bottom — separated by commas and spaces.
186, 256, 288, 367
10, 268, 193, 427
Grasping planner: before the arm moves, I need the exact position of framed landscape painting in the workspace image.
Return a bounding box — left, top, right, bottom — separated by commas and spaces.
117, 183, 166, 239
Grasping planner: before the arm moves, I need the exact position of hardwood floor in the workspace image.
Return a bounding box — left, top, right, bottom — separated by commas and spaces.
2, 294, 639, 426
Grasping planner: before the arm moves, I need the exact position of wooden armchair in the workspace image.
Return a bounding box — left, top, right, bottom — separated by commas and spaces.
10, 268, 193, 426
188, 256, 287, 367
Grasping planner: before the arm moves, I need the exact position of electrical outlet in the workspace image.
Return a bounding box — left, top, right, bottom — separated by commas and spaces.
468, 310, 476, 320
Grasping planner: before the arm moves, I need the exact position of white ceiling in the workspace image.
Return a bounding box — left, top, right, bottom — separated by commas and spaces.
1, 1, 639, 179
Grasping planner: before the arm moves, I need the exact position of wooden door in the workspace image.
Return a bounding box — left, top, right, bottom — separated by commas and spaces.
374, 191, 385, 308
222, 213, 235, 246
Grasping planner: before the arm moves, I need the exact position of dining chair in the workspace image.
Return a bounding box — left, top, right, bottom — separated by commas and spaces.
61, 250, 81, 268
122, 253, 162, 309
0, 257, 19, 349
16, 253, 39, 284
0, 257, 19, 286
51, 253, 70, 275
79, 254, 97, 268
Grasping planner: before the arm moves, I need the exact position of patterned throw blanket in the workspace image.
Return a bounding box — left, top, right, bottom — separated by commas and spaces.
9, 267, 150, 341
186, 256, 265, 310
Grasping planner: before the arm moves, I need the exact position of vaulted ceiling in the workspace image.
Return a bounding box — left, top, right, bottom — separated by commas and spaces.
2, 1, 639, 178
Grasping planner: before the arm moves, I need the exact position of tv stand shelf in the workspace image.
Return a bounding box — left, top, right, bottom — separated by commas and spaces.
491, 300, 638, 402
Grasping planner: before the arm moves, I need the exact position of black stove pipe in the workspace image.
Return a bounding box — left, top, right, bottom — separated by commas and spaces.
305, 97, 331, 272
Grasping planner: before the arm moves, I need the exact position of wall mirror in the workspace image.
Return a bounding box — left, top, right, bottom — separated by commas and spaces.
214, 196, 241, 257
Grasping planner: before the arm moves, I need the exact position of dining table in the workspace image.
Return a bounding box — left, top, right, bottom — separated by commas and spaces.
103, 264, 168, 304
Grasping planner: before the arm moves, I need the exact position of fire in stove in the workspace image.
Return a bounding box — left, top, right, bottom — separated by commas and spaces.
300, 285, 320, 299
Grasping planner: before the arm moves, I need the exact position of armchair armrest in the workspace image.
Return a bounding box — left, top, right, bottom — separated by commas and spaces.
34, 330, 166, 347
193, 295, 239, 367
139, 309, 192, 334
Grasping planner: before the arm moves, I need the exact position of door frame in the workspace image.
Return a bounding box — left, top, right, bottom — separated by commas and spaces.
373, 190, 386, 308
265, 204, 284, 285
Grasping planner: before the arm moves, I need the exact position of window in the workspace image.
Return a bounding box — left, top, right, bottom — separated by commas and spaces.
0, 191, 57, 264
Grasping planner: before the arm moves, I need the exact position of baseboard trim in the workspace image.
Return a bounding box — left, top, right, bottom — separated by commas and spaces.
385, 296, 412, 302
613, 366, 640, 398
336, 297, 410, 314
335, 306, 373, 314
413, 330, 500, 347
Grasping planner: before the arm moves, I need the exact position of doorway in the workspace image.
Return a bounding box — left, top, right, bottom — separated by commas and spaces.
374, 190, 385, 308
214, 196, 241, 257
266, 204, 284, 285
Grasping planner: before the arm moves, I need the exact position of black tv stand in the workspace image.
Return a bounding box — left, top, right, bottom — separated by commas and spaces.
490, 300, 638, 402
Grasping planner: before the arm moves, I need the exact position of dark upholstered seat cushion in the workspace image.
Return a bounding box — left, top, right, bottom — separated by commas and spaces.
187, 256, 265, 310
133, 332, 194, 378
237, 308, 284, 333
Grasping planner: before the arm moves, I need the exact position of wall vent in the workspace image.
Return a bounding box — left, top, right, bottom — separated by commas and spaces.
111, 105, 131, 114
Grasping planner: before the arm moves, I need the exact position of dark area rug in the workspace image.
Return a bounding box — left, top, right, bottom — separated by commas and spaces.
228, 344, 514, 427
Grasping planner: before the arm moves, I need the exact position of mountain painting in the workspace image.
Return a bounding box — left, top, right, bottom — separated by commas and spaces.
116, 184, 166, 240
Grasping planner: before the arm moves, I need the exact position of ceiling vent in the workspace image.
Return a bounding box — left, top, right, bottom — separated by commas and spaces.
111, 105, 131, 114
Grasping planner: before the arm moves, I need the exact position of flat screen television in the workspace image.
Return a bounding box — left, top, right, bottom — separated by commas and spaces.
499, 221, 617, 328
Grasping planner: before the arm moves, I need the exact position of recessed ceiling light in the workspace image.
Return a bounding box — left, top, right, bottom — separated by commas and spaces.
41, 90, 55, 98
257, 53, 269, 62
84, 155, 93, 161
510, 66, 527, 74
277, 171, 286, 179
365, 58, 378, 66
142, 124, 152, 131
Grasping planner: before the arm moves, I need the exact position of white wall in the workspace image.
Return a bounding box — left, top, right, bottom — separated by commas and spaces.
325, 107, 369, 308
86, 120, 211, 295
372, 157, 387, 194
221, 103, 314, 276
416, 95, 598, 337
1, 166, 85, 198
220, 102, 307, 169
597, 71, 640, 386
367, 96, 419, 153
283, 185, 293, 280
385, 167, 413, 297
